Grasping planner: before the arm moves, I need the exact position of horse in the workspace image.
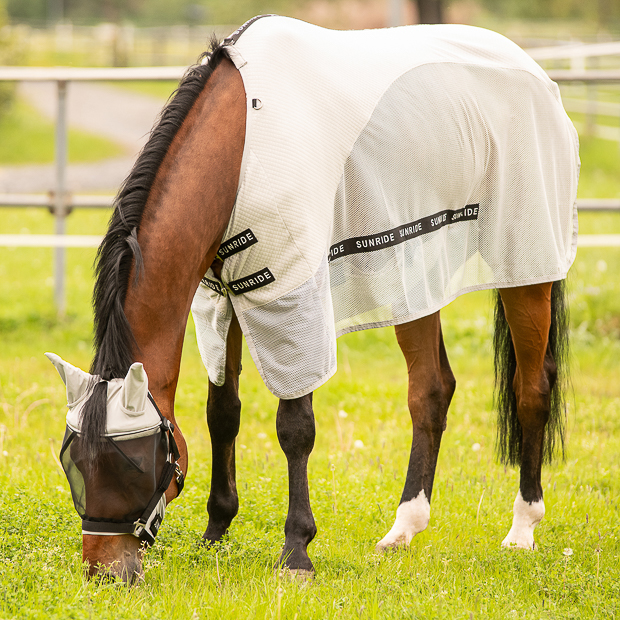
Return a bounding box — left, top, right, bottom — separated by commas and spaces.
47, 16, 578, 583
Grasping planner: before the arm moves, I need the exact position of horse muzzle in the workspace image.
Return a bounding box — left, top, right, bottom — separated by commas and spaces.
83, 534, 145, 584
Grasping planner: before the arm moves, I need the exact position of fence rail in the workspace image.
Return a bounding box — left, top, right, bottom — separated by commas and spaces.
0, 66, 186, 81
4, 233, 619, 249
547, 69, 620, 81
1, 195, 618, 211
0, 66, 185, 317
1, 57, 620, 316
527, 40, 620, 62
0, 193, 111, 208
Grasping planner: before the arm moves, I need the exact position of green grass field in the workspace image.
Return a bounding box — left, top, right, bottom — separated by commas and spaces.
2, 228, 620, 617
1, 109, 620, 617
0, 99, 124, 165
1, 219, 620, 618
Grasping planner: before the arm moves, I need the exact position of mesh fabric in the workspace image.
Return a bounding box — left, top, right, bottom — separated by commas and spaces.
191, 17, 579, 399
60, 427, 168, 523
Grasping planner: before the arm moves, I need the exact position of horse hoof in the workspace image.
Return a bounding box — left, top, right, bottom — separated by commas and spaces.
375, 541, 404, 553
501, 537, 536, 550
375, 533, 409, 553
278, 567, 315, 582
501, 525, 537, 550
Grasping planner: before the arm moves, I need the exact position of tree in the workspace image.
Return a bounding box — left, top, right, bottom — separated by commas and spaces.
416, 0, 443, 24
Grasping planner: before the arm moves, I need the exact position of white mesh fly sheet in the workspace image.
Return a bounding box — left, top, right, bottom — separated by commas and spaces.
191, 16, 580, 399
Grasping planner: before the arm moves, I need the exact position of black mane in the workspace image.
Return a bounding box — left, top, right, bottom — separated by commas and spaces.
80, 37, 230, 459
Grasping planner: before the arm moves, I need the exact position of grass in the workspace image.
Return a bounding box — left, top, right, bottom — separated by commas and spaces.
2, 227, 620, 616
1, 228, 620, 618
0, 98, 124, 165
1, 103, 620, 618
573, 133, 620, 199
109, 80, 179, 100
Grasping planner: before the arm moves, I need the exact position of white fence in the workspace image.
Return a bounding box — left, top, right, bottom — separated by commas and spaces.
0, 65, 186, 317
4, 23, 236, 67
1, 40, 620, 315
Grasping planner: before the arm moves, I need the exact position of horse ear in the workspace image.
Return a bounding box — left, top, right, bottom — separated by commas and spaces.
122, 362, 148, 413
45, 352, 93, 405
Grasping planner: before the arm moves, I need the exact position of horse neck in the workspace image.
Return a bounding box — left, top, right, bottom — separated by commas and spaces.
124, 57, 246, 418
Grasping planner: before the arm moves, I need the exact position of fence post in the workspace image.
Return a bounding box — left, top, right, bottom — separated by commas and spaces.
389, 0, 404, 26
54, 79, 68, 318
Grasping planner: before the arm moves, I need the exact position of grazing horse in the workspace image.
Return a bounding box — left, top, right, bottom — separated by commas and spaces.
47, 16, 578, 583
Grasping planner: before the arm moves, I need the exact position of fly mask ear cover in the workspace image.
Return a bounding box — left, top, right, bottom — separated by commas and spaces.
46, 353, 184, 545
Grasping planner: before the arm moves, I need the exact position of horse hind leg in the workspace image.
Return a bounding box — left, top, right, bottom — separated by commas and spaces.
203, 313, 243, 544
496, 281, 567, 550
376, 312, 456, 551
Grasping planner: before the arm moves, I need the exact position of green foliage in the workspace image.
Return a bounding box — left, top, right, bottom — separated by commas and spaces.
6, 0, 44, 24
0, 0, 16, 116
7, 0, 620, 28
6, 0, 295, 26
478, 0, 620, 25
8, 0, 144, 25
574, 134, 620, 200
0, 98, 124, 164
190, 0, 292, 28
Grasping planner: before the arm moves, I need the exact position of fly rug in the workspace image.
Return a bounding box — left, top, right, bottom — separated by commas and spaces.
48, 15, 579, 582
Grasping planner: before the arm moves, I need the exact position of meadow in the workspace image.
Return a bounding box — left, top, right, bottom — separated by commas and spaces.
1, 101, 620, 617
0, 99, 122, 165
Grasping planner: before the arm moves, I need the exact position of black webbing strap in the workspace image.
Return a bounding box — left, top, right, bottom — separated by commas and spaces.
133, 460, 177, 544
81, 519, 136, 535
147, 392, 185, 495
167, 426, 181, 462
138, 461, 176, 525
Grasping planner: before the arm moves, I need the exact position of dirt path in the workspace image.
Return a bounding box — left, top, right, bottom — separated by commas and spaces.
0, 81, 168, 193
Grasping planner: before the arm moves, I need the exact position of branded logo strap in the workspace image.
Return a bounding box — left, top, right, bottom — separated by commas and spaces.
328, 204, 480, 262
201, 276, 226, 297
224, 15, 276, 46
229, 267, 275, 295
217, 228, 259, 260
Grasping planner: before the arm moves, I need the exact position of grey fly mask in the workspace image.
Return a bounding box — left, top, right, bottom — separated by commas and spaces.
47, 353, 184, 545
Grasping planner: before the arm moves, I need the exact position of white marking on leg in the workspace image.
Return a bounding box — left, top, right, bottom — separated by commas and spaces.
501, 490, 545, 550
375, 489, 430, 551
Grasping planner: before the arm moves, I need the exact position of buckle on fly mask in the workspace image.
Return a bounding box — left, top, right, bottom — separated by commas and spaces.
46, 353, 184, 545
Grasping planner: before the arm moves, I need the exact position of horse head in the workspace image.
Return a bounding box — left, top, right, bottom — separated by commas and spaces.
46, 353, 184, 584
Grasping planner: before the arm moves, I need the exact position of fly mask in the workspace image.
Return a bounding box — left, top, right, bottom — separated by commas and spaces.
46, 353, 185, 545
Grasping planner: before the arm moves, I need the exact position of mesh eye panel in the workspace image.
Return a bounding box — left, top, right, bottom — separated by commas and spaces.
60, 427, 168, 523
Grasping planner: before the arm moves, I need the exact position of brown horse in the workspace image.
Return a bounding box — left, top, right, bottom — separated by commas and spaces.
48, 18, 576, 583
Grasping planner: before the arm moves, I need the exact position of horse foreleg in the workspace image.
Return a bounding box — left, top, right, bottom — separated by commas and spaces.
376, 312, 455, 551
203, 313, 243, 544
499, 283, 554, 550
276, 393, 317, 576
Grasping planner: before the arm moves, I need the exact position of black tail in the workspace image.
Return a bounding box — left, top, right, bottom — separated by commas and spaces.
493, 280, 569, 466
